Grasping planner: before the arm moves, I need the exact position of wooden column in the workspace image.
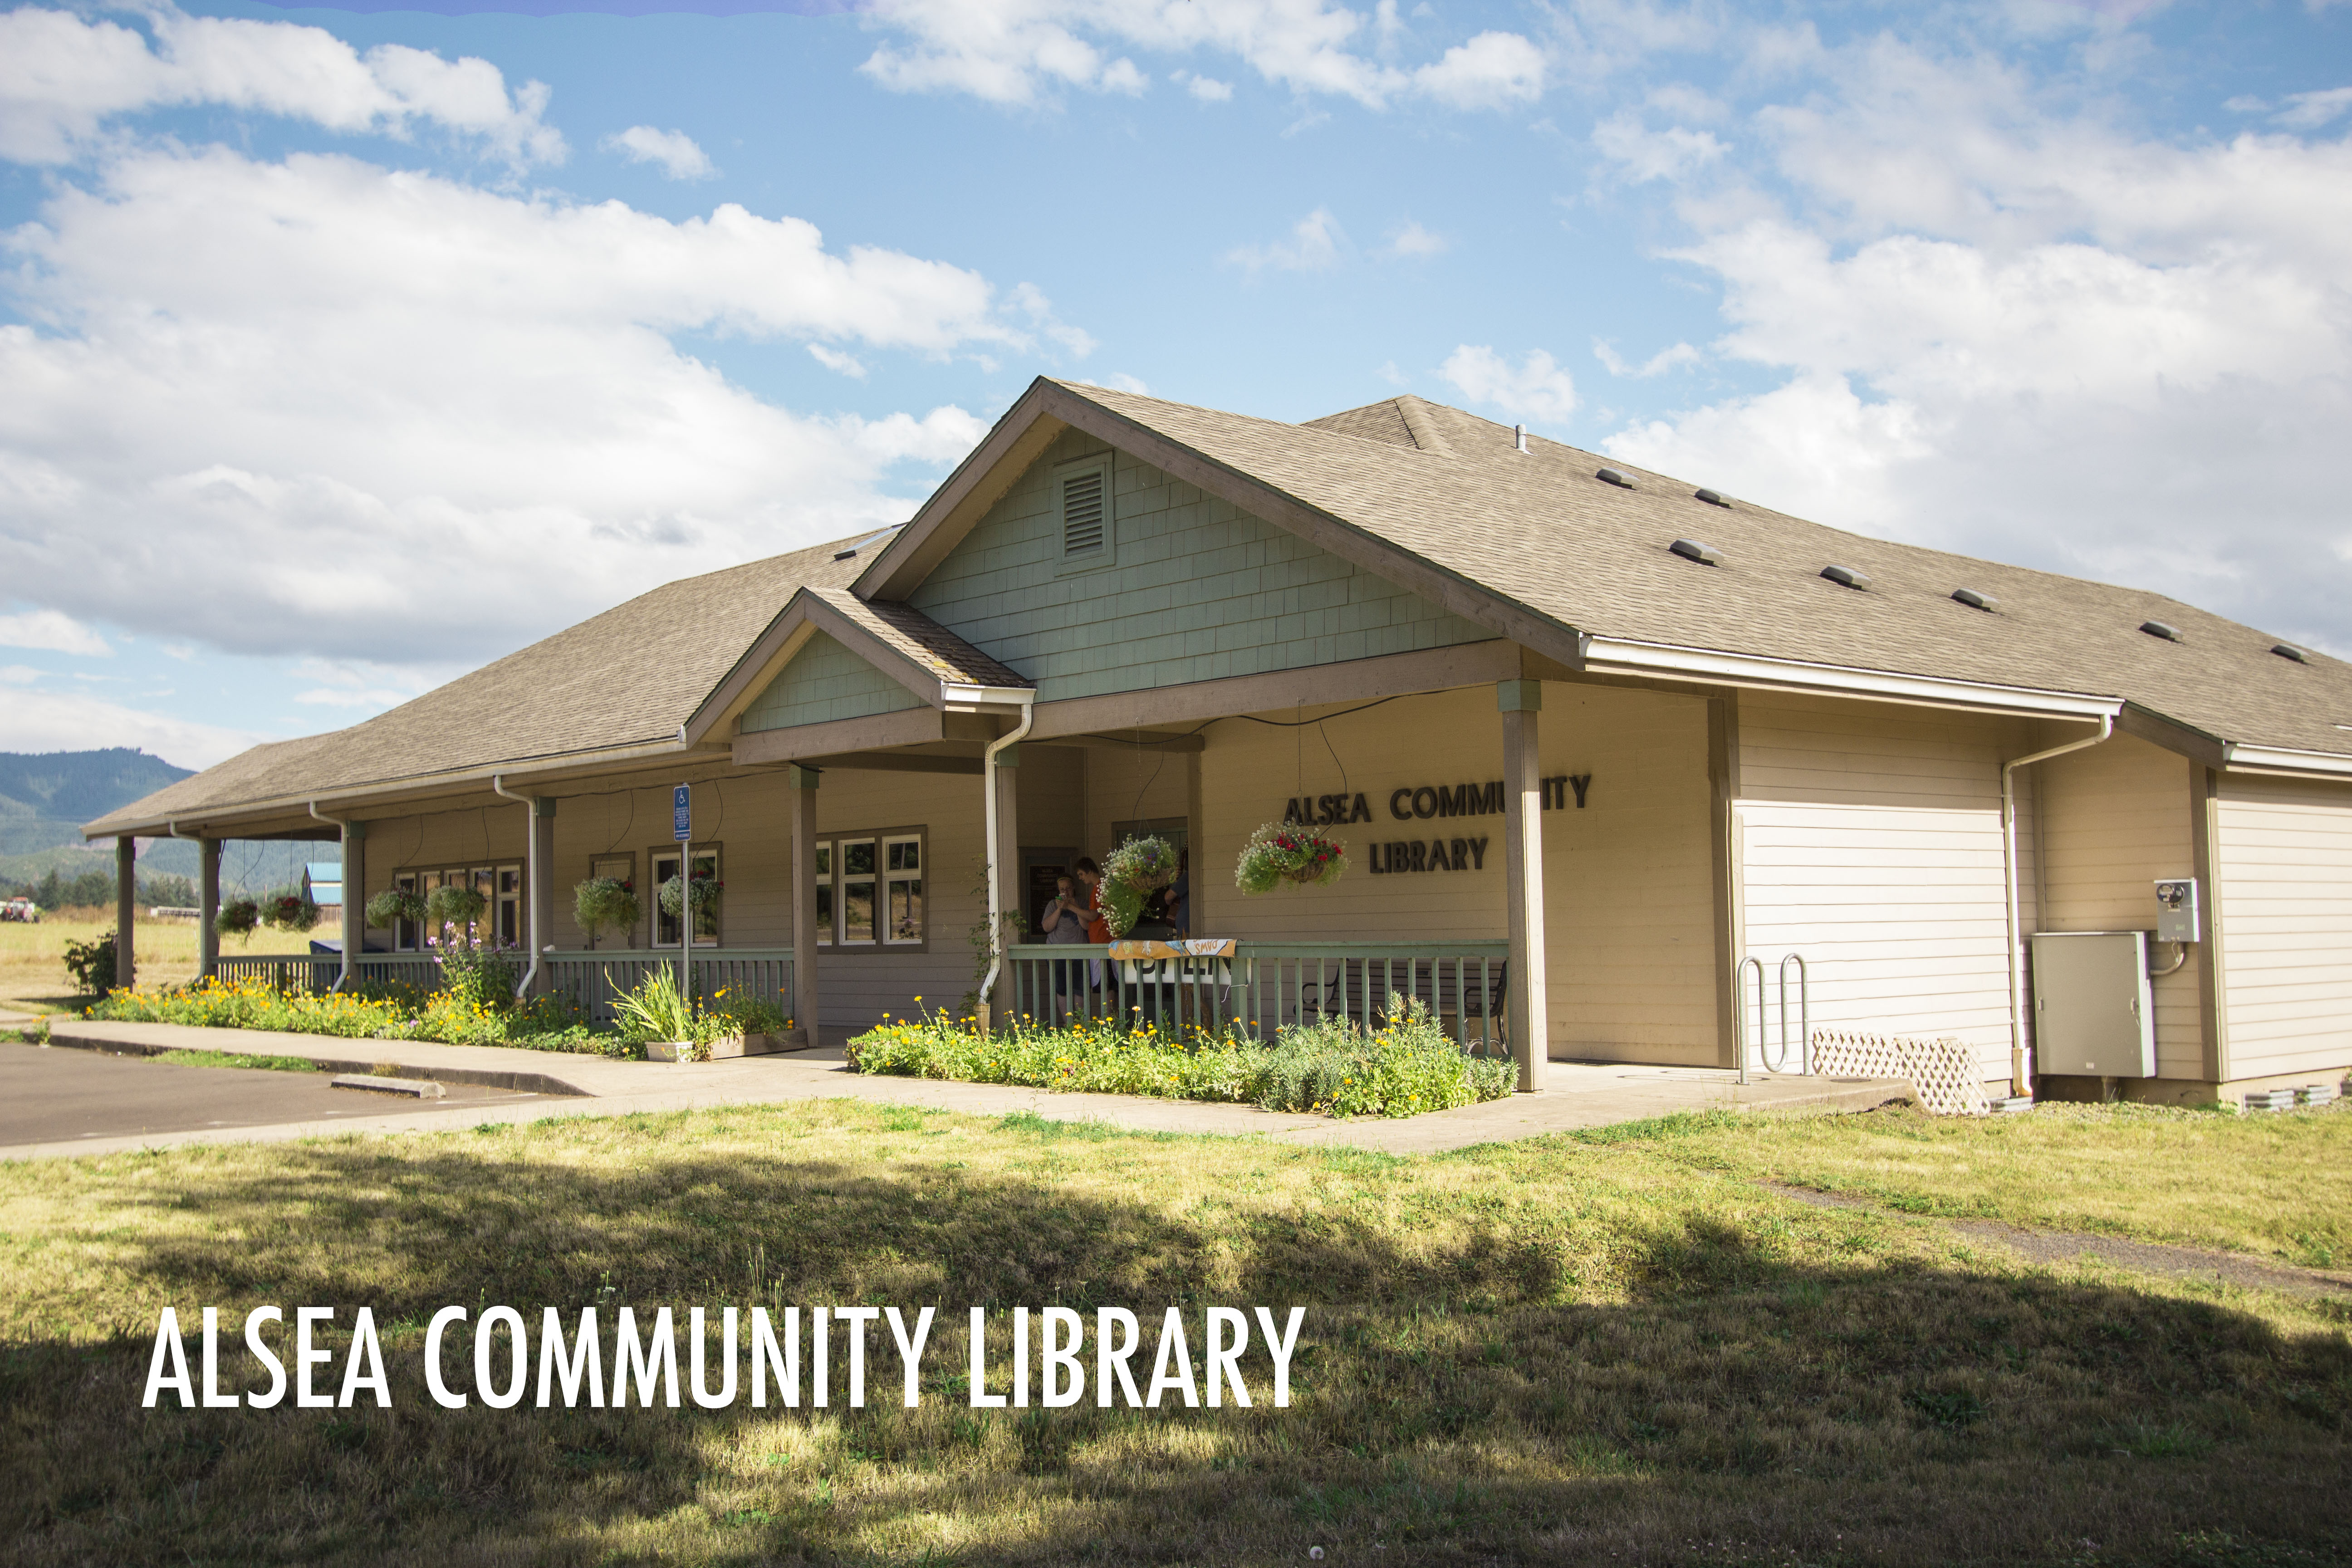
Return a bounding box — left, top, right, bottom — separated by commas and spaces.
789, 766, 821, 1046
530, 799, 556, 996
114, 835, 136, 992
1499, 679, 1548, 1093
338, 822, 366, 990
991, 745, 1022, 1026
198, 837, 220, 981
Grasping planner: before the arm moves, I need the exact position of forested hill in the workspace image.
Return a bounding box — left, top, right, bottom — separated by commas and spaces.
0, 748, 192, 832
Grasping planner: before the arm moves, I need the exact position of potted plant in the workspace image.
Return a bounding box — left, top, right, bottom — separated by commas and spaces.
214, 898, 260, 944
573, 877, 639, 949
424, 882, 488, 935
365, 888, 426, 931
1235, 822, 1350, 895
608, 966, 712, 1063
260, 887, 319, 933
1099, 835, 1179, 938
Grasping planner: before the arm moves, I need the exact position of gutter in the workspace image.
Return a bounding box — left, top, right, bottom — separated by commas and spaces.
1583, 636, 2126, 721
307, 801, 356, 993
2001, 715, 2117, 1098
976, 692, 1038, 1032
489, 775, 542, 1000
2222, 742, 2352, 780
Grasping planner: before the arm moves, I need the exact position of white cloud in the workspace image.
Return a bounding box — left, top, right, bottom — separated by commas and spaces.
1592, 112, 1729, 183
604, 125, 714, 180
2276, 86, 2352, 130
0, 146, 1079, 678
1385, 220, 1447, 257
0, 663, 41, 683
1412, 30, 1546, 110
0, 5, 563, 167
1438, 346, 1579, 426
1593, 338, 1700, 377
0, 608, 111, 656
858, 1, 1541, 111
1225, 206, 1344, 274
1173, 70, 1234, 102
808, 343, 869, 378
0, 686, 266, 770
1105, 372, 1151, 393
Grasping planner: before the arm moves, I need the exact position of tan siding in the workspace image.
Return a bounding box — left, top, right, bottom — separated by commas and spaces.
540, 776, 796, 951
2035, 736, 2200, 1077
815, 768, 985, 1038
1197, 682, 1717, 1063
1737, 694, 2032, 1081
2215, 774, 2352, 1082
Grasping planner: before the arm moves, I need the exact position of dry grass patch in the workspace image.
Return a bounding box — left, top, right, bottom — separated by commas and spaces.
0, 909, 330, 1010
0, 1102, 2346, 1566
1602, 1102, 2352, 1267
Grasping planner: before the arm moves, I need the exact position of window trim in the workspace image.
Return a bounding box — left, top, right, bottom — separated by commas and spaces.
1051, 452, 1115, 577
808, 824, 930, 954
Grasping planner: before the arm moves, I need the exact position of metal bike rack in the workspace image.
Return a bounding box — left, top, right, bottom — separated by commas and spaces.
1735, 952, 1811, 1083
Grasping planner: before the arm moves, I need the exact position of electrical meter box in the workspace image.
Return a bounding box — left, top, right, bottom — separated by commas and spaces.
2029, 931, 2157, 1078
2154, 878, 2201, 943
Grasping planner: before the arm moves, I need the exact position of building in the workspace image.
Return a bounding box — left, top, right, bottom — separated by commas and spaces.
85, 379, 2352, 1106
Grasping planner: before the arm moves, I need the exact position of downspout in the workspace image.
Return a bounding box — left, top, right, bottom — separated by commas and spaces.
308, 801, 355, 993
2002, 713, 2115, 1098
977, 694, 1038, 1031
489, 775, 540, 1000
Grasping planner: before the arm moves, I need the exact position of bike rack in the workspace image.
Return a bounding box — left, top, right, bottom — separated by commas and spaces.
1735, 952, 1811, 1083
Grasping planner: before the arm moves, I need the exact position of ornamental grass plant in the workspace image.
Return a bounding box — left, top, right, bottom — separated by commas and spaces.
848, 995, 1511, 1119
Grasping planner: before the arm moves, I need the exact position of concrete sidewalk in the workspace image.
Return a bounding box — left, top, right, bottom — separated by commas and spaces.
17, 1018, 1914, 1161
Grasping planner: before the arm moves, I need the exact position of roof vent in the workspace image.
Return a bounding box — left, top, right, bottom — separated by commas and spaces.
1596, 467, 1635, 489
1670, 539, 1722, 566
1514, 424, 1529, 454
1694, 488, 1730, 507
1821, 564, 1871, 590
832, 525, 900, 562
2141, 620, 2183, 643
2273, 643, 2310, 663
1952, 587, 1998, 612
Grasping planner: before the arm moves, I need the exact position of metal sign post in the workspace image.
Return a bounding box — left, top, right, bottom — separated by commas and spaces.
673, 784, 691, 1016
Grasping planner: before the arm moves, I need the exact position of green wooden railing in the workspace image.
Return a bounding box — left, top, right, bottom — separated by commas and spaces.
1002, 941, 1511, 1050
211, 953, 439, 994
545, 948, 794, 1025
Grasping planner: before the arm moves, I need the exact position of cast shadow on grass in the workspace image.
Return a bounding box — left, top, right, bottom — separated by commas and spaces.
3, 1114, 2349, 1568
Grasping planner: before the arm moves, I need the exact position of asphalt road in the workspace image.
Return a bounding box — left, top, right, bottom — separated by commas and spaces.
0, 1044, 549, 1147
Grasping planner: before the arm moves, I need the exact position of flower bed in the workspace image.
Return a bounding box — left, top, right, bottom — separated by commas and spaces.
83, 976, 640, 1058
847, 995, 1512, 1118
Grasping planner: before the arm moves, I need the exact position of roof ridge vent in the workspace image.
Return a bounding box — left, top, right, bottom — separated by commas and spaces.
1394, 396, 1453, 458
2141, 620, 2184, 642
1596, 467, 1634, 489
1952, 587, 1998, 612
1670, 539, 1722, 566
2272, 643, 2310, 663
1821, 564, 1871, 590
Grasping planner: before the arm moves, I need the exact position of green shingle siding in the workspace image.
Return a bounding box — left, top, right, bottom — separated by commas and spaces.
909, 427, 1494, 701
740, 631, 923, 733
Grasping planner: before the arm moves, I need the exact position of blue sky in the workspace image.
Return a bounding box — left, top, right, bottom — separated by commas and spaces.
1, 0, 2348, 769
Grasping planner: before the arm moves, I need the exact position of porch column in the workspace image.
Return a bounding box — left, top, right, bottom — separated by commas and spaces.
198, 837, 221, 981
114, 835, 136, 992
1499, 680, 1548, 1093
530, 798, 556, 996
990, 745, 1022, 1026
337, 822, 366, 991
789, 765, 820, 1046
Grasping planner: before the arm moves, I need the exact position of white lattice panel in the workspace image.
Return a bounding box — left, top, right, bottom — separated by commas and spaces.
1810, 1030, 1993, 1117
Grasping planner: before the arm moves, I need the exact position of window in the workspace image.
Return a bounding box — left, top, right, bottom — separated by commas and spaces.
807, 827, 927, 949
390, 863, 519, 950
393, 872, 421, 951
496, 866, 522, 946
649, 843, 721, 948
1054, 455, 1112, 570
587, 854, 635, 948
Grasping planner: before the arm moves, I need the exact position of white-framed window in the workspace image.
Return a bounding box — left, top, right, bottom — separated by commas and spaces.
389, 863, 519, 950
808, 827, 926, 950
1053, 453, 1113, 573
650, 843, 721, 948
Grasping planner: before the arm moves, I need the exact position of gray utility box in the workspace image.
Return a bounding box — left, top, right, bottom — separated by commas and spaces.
2029, 931, 2157, 1078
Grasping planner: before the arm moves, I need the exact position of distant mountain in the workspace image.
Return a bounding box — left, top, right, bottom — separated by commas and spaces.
0, 748, 324, 896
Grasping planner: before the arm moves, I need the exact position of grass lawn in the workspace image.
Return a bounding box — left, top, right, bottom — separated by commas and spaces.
1, 1101, 2346, 1567
1620, 1102, 2352, 1268
0, 909, 332, 1012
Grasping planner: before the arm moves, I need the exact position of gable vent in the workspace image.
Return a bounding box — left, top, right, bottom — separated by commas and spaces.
1821, 564, 1871, 590
1694, 488, 1730, 507
2273, 643, 2310, 663
1952, 587, 1998, 612
2141, 620, 2183, 642
1671, 539, 1722, 566
1596, 467, 1635, 489
1061, 469, 1106, 555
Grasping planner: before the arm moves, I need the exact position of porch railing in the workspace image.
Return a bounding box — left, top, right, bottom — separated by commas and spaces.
544, 948, 794, 1026
1003, 941, 1512, 1051
211, 952, 440, 995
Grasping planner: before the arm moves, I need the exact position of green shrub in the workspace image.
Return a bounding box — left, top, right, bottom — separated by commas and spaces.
62, 932, 115, 995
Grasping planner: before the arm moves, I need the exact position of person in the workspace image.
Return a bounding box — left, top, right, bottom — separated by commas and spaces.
1074, 857, 1107, 992
1041, 873, 1088, 1019
1164, 849, 1191, 938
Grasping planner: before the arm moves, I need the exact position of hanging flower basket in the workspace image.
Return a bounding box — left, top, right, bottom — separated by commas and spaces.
658, 873, 723, 918
260, 888, 320, 933
365, 888, 426, 930
573, 877, 640, 945
1235, 822, 1349, 896
425, 883, 488, 932
1100, 835, 1178, 938
214, 898, 260, 942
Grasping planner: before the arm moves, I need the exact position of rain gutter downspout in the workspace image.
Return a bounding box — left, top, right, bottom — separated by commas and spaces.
978, 694, 1038, 1032
308, 801, 356, 993
490, 775, 541, 1000
2002, 713, 2116, 1099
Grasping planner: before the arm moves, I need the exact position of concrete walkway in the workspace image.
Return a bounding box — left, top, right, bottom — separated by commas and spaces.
14, 1018, 1914, 1161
